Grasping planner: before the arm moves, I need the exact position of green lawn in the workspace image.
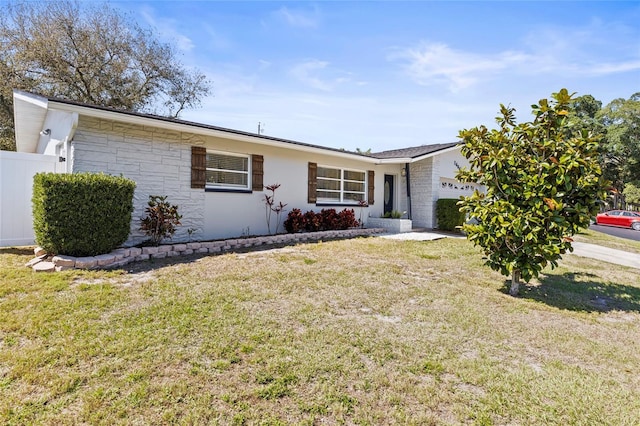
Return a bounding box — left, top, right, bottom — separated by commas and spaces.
1, 237, 639, 425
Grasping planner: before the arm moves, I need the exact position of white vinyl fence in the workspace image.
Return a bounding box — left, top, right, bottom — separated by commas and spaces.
0, 151, 58, 247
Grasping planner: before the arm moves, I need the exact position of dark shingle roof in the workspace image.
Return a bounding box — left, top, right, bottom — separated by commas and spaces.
44, 94, 376, 158
40, 92, 460, 161
371, 142, 460, 159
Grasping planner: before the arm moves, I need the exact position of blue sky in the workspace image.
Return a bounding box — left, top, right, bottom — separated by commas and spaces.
115, 1, 640, 152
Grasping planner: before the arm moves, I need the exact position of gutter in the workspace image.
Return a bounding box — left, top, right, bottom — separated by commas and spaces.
405, 163, 412, 220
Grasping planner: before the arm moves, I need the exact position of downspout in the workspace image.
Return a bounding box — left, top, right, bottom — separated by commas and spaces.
405, 162, 411, 220
54, 136, 70, 173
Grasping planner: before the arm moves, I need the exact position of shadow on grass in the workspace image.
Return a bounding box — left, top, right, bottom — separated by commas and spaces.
503, 271, 640, 313
122, 242, 300, 274
0, 247, 34, 256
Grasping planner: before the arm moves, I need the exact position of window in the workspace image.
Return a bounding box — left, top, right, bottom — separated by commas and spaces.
206, 151, 250, 189
317, 166, 366, 203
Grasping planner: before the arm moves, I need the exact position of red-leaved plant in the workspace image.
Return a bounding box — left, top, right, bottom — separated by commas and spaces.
264, 183, 288, 234
140, 195, 182, 246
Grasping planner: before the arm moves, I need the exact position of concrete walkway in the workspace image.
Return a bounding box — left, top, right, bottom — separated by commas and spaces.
570, 242, 640, 270
378, 231, 640, 270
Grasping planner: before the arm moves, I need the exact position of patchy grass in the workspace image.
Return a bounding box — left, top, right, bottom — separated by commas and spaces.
1, 237, 639, 425
575, 228, 640, 254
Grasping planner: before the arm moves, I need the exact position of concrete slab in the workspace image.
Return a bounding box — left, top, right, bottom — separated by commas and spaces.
570, 242, 640, 270
378, 231, 464, 241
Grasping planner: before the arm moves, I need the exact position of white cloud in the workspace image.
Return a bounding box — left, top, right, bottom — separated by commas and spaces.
275, 6, 320, 28
391, 42, 535, 92
588, 60, 640, 75
202, 24, 232, 51
290, 60, 339, 91
139, 6, 194, 52
393, 22, 640, 92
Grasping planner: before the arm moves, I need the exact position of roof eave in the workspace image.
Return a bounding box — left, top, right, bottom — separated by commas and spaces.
409, 144, 461, 162
48, 100, 383, 164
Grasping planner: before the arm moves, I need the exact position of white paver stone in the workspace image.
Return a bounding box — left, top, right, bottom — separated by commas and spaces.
75, 257, 98, 269
52, 255, 76, 267
142, 246, 159, 255
94, 253, 116, 266
33, 262, 55, 272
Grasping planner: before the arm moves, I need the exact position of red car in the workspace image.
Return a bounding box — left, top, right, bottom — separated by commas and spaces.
595, 210, 640, 231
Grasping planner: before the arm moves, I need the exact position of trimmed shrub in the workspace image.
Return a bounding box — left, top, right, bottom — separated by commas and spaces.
436, 198, 466, 232
32, 172, 136, 256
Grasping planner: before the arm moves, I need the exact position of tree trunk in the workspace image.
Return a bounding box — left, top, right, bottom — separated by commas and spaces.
509, 269, 521, 296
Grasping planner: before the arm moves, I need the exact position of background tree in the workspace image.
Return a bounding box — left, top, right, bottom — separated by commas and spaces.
456, 89, 606, 296
568, 94, 604, 137
623, 183, 640, 207
0, 0, 211, 151
596, 93, 640, 208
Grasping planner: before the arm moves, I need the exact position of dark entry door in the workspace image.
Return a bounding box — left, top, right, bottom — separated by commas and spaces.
384, 174, 394, 214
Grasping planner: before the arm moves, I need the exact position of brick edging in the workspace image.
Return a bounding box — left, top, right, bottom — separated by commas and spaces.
27, 228, 386, 272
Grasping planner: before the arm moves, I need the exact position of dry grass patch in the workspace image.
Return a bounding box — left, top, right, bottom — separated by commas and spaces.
1, 237, 639, 425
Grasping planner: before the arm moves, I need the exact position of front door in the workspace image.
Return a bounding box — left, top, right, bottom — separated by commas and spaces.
384, 174, 394, 215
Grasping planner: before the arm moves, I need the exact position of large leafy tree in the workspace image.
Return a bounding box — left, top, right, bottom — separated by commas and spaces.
0, 1, 211, 150
596, 93, 640, 205
456, 89, 606, 296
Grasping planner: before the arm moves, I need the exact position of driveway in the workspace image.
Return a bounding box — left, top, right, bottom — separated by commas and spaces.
590, 224, 640, 242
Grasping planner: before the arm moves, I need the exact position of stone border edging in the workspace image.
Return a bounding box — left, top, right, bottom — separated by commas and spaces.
27, 228, 386, 272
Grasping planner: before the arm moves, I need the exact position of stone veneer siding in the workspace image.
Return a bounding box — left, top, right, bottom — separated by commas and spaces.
409, 157, 438, 228
71, 116, 205, 246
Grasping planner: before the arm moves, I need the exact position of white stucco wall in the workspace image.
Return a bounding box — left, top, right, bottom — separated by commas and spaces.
199, 141, 399, 240
70, 116, 398, 244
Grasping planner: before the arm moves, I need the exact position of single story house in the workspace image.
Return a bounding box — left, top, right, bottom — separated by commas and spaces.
2, 90, 480, 246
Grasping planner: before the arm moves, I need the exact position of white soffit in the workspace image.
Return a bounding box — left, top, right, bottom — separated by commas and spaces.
13, 91, 48, 153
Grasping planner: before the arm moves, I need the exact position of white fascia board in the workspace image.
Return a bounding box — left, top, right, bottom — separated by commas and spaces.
377, 157, 412, 164
14, 90, 49, 108
409, 145, 461, 163
48, 101, 382, 164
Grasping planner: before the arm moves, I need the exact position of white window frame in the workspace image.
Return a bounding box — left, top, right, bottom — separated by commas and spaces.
317, 165, 367, 204
205, 150, 251, 190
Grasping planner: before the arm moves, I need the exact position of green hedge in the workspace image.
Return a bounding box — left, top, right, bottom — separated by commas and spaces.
32, 173, 136, 256
436, 198, 466, 232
